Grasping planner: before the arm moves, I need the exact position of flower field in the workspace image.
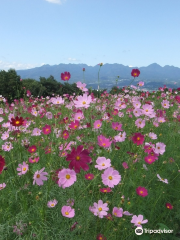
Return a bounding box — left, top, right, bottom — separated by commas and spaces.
0, 68, 180, 240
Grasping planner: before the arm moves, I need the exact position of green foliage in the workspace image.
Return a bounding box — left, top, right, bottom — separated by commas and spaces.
0, 69, 24, 104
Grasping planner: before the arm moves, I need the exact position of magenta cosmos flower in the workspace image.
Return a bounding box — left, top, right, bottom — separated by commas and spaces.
66, 145, 92, 173
166, 203, 173, 209
131, 132, 145, 145
0, 155, 5, 174
131, 69, 140, 78
61, 71, 71, 81
136, 186, 148, 197
42, 124, 51, 135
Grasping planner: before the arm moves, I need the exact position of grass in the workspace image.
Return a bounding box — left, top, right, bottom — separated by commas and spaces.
0, 84, 180, 240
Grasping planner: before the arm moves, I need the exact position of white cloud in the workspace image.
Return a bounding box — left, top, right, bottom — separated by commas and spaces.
45, 0, 66, 5
0, 60, 41, 71
129, 65, 133, 67
67, 57, 79, 62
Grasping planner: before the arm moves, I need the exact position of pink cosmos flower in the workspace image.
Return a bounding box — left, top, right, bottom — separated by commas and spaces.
101, 167, 121, 188
1, 131, 9, 140
141, 104, 154, 116
76, 81, 88, 92
157, 174, 168, 184
2, 142, 13, 151
136, 186, 148, 197
94, 120, 102, 129
161, 99, 170, 109
0, 183, 6, 190
33, 167, 48, 186
47, 199, 58, 208
58, 168, 77, 189
73, 93, 92, 109
111, 122, 122, 131
90, 200, 109, 218
61, 206, 75, 218
133, 101, 141, 109
122, 162, 129, 169
95, 157, 111, 170
148, 132, 157, 139
51, 97, 64, 105
31, 128, 42, 136
135, 118, 146, 128
153, 142, 166, 155
131, 214, 148, 228
17, 162, 29, 175
97, 135, 112, 148
138, 81, 144, 87
67, 198, 75, 206
74, 112, 84, 121
133, 108, 142, 117
114, 131, 126, 142
112, 207, 123, 217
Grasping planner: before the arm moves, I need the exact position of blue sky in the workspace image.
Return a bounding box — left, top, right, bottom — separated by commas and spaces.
0, 0, 180, 71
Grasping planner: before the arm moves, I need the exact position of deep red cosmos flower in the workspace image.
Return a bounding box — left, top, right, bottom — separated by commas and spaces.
131, 69, 140, 78
10, 116, 24, 127
0, 155, 5, 174
66, 145, 92, 173
61, 71, 71, 81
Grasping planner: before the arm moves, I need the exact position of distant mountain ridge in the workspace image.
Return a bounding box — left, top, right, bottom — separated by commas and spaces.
1, 63, 180, 92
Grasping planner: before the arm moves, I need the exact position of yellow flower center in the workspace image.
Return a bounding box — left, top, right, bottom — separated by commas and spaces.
82, 101, 86, 105
66, 174, 70, 179
114, 212, 117, 215
140, 191, 143, 194
138, 221, 141, 224
36, 174, 40, 178
51, 203, 55, 207
23, 167, 26, 171
16, 121, 20, 124
102, 143, 106, 146
76, 156, 80, 160
102, 163, 105, 166
98, 207, 102, 211
108, 176, 112, 180
137, 137, 140, 140
65, 211, 69, 215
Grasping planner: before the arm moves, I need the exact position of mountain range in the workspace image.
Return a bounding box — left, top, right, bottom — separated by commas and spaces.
2, 63, 180, 92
